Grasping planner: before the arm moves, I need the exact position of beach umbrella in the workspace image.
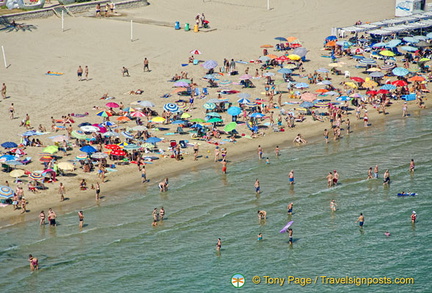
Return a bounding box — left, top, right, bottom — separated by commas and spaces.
300, 93, 317, 102
350, 77, 365, 83
426, 32, 432, 39
207, 117, 223, 123
276, 55, 289, 61
419, 58, 431, 62
350, 93, 364, 98
224, 122, 237, 132
29, 172, 44, 181
0, 155, 16, 162
103, 131, 119, 137
284, 64, 297, 69
295, 82, 309, 89
173, 81, 190, 87
249, 113, 265, 118
123, 144, 141, 150
372, 42, 387, 48
227, 106, 242, 116
377, 89, 389, 94
80, 145, 97, 153
105, 144, 121, 150
202, 60, 218, 69
1, 142, 18, 149
400, 45, 418, 52
367, 67, 381, 72
203, 102, 216, 110
260, 44, 273, 48
392, 67, 410, 76
163, 103, 180, 113
336, 96, 351, 102
324, 91, 339, 96
292, 47, 307, 57
336, 41, 353, 48
380, 64, 396, 71
120, 131, 134, 139
278, 68, 293, 74
0, 186, 14, 198
417, 41, 431, 48
237, 98, 251, 104
151, 117, 166, 123
239, 74, 253, 80
362, 80, 378, 88
138, 101, 155, 108
80, 125, 99, 132
258, 56, 271, 62
370, 72, 385, 78
57, 162, 75, 171
392, 80, 408, 87
75, 154, 87, 160
43, 145, 59, 154
287, 54, 301, 61
408, 75, 425, 82
263, 72, 275, 77
328, 63, 342, 67
266, 54, 278, 59
299, 101, 314, 108
316, 68, 329, 73
10, 169, 25, 178
219, 79, 232, 85
71, 130, 87, 140
358, 58, 376, 65
403, 37, 419, 44
49, 135, 69, 142
91, 152, 109, 159
181, 113, 191, 119
379, 50, 395, 57
274, 37, 287, 41
146, 137, 162, 144
21, 130, 38, 136
106, 102, 120, 108
380, 84, 397, 90
117, 116, 131, 122
96, 111, 112, 117
190, 118, 206, 123
131, 111, 146, 117
190, 49, 202, 55
386, 39, 401, 48
206, 112, 221, 117
111, 150, 127, 157
141, 143, 154, 149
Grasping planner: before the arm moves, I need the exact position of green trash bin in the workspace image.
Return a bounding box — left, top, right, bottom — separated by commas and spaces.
185, 23, 190, 31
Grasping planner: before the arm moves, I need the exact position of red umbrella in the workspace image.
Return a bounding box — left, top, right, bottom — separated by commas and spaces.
391, 80, 408, 87
350, 77, 365, 83
276, 55, 289, 61
366, 90, 377, 96
131, 111, 146, 117
377, 89, 389, 94
111, 150, 126, 156
105, 144, 121, 150
39, 156, 53, 162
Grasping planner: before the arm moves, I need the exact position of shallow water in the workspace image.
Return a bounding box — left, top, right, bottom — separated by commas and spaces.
1, 110, 431, 292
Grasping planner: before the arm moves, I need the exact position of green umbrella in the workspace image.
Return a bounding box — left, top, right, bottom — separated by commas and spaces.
224, 122, 237, 132
208, 117, 223, 123
141, 143, 154, 149
72, 130, 87, 140
203, 102, 216, 110
42, 145, 59, 154
190, 118, 206, 123
177, 79, 191, 83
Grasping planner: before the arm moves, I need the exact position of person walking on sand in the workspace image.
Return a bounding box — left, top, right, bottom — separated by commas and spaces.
143, 58, 150, 72
1, 83, 6, 99
9, 103, 15, 120
58, 182, 66, 202
193, 143, 199, 161
85, 66, 89, 80
122, 67, 130, 77
20, 197, 27, 214
78, 211, 84, 228
28, 254, 39, 271
77, 66, 83, 81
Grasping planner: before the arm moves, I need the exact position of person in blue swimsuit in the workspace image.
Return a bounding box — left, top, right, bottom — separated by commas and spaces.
288, 170, 295, 185
287, 202, 293, 215
356, 213, 364, 227
258, 233, 263, 241
254, 179, 260, 194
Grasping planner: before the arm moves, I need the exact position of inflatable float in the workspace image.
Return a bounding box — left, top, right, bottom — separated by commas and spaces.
279, 221, 294, 233
6, 0, 45, 10
397, 192, 417, 196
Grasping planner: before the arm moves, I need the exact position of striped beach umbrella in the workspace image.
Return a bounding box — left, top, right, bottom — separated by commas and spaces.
0, 186, 14, 198
203, 102, 216, 110
29, 172, 44, 181
392, 67, 410, 76
163, 103, 180, 113
202, 60, 218, 69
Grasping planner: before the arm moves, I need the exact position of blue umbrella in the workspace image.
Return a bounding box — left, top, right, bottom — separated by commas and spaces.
321, 80, 332, 85
146, 137, 162, 144
403, 37, 419, 44
190, 124, 203, 129
295, 82, 309, 89
21, 130, 38, 136
238, 98, 251, 104
372, 42, 387, 48
278, 68, 293, 74
400, 46, 418, 52
258, 56, 271, 62
172, 120, 186, 124
0, 155, 16, 162
6, 161, 23, 166
227, 106, 242, 116
1, 142, 18, 149
336, 41, 353, 47
0, 186, 14, 199
203, 74, 218, 80
299, 101, 314, 108
324, 91, 339, 96
275, 37, 288, 41
380, 84, 397, 90
351, 55, 364, 59
80, 145, 97, 153
370, 71, 384, 78
121, 131, 134, 139
202, 60, 218, 69
78, 122, 92, 127
316, 68, 329, 73
358, 58, 376, 65
392, 67, 410, 76
386, 39, 401, 48
326, 35, 337, 41
238, 93, 251, 98
249, 112, 265, 118
336, 96, 351, 101
163, 103, 180, 113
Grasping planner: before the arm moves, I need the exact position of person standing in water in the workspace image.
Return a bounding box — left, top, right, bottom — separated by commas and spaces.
411, 211, 417, 223
383, 170, 390, 185
216, 238, 222, 251
356, 213, 365, 227
374, 165, 379, 179
288, 228, 293, 244
409, 159, 415, 173
288, 170, 295, 185
287, 202, 293, 215
257, 145, 263, 160
254, 179, 260, 194
159, 207, 165, 220
275, 146, 280, 157
330, 200, 337, 212
28, 254, 39, 271
78, 211, 84, 228
257, 233, 263, 241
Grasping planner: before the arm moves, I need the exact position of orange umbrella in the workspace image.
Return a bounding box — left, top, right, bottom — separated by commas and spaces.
315, 89, 328, 93
260, 44, 274, 48
287, 37, 298, 43
326, 41, 336, 47
266, 54, 278, 59
408, 75, 425, 82
117, 116, 131, 122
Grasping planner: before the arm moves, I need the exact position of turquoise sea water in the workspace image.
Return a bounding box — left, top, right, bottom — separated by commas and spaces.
1, 110, 431, 292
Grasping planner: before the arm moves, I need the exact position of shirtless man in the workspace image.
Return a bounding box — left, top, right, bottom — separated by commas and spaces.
28, 255, 39, 271
383, 170, 390, 185
152, 208, 159, 222
257, 210, 266, 220
323, 129, 329, 144
254, 179, 261, 194
330, 200, 337, 212
77, 66, 83, 81
257, 145, 263, 160
48, 208, 56, 226
326, 172, 333, 187
367, 167, 373, 179
122, 67, 130, 77
221, 160, 227, 174
193, 143, 199, 161
374, 165, 379, 179
346, 118, 351, 134
356, 213, 365, 227
288, 228, 293, 244
159, 178, 169, 192
95, 182, 101, 200
78, 211, 84, 228
288, 170, 295, 185
58, 182, 66, 202
287, 202, 293, 215
141, 167, 147, 183
333, 170, 339, 186
159, 207, 165, 220
216, 238, 222, 251
214, 146, 220, 162
85, 66, 89, 80
143, 58, 150, 72
9, 103, 15, 120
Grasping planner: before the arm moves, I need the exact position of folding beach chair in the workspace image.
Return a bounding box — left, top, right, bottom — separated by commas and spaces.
194, 88, 201, 96
202, 88, 209, 95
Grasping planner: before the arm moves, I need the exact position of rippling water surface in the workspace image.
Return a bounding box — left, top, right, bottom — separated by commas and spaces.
1, 111, 431, 292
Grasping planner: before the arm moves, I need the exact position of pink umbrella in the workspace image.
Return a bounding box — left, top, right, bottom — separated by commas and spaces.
239, 74, 253, 80
106, 102, 120, 108
131, 111, 146, 117
190, 49, 202, 55
300, 92, 317, 102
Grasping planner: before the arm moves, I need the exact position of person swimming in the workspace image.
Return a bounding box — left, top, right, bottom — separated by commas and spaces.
258, 233, 263, 241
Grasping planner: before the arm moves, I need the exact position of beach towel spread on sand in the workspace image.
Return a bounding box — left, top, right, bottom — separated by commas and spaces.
46, 71, 64, 76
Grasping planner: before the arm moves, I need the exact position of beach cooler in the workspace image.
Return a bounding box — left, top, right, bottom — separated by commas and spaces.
175, 21, 180, 30
184, 23, 190, 31
194, 24, 199, 33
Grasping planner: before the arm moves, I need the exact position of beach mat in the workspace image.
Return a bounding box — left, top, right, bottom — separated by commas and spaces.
46, 71, 64, 76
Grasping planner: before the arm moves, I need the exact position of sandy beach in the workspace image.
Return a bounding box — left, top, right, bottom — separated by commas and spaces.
0, 0, 430, 227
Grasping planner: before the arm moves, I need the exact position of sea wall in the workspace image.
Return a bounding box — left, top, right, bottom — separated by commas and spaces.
0, 0, 149, 22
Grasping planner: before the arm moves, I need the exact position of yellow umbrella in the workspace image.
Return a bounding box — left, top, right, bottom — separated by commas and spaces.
151, 117, 166, 123
345, 82, 358, 88
362, 80, 378, 88
181, 113, 191, 119
57, 162, 75, 171
284, 64, 297, 69
288, 54, 301, 61
10, 169, 25, 178
379, 50, 395, 57
367, 67, 381, 72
